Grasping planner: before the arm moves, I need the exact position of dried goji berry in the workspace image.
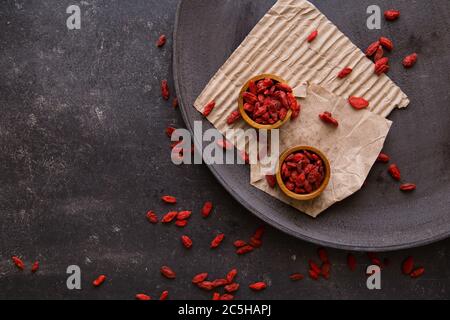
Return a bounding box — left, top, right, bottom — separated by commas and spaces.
197, 281, 215, 291
366, 41, 381, 57
309, 269, 320, 280
136, 294, 152, 301
402, 256, 414, 275
379, 37, 394, 51
177, 211, 192, 220
93, 275, 106, 287
161, 211, 178, 224
374, 45, 384, 62
347, 253, 357, 271
375, 57, 390, 76
307, 30, 318, 42
338, 67, 352, 79
160, 266, 176, 279
161, 195, 177, 204
12, 256, 24, 270
400, 183, 417, 192
31, 261, 39, 273
212, 292, 221, 300
384, 9, 400, 21
236, 245, 254, 255
192, 273, 208, 284
227, 110, 241, 125
309, 260, 321, 275
201, 201, 213, 218
172, 98, 179, 108
266, 175, 277, 188
226, 269, 238, 283
224, 283, 240, 293
211, 234, 225, 249
249, 282, 267, 291
249, 237, 262, 248
253, 226, 265, 240
388, 164, 401, 181
146, 211, 159, 224
202, 101, 216, 117
290, 273, 304, 281
156, 34, 167, 47
348, 96, 369, 110
403, 53, 418, 68
233, 240, 247, 248
175, 220, 188, 228
319, 112, 339, 127
212, 279, 228, 288
220, 294, 234, 301
181, 235, 193, 249
410, 267, 425, 279
377, 153, 390, 163
161, 80, 170, 100
318, 248, 329, 263
159, 291, 169, 301
321, 263, 331, 279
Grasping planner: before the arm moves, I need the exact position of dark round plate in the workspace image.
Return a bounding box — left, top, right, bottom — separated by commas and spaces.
173, 0, 450, 251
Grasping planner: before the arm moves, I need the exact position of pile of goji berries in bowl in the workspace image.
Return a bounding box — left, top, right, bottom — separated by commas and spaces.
238, 74, 300, 129
276, 146, 331, 201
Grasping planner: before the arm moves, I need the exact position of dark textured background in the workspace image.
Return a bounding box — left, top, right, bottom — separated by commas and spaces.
0, 0, 449, 300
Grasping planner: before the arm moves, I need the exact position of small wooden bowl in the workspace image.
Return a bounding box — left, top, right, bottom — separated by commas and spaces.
238, 74, 293, 130
276, 146, 331, 201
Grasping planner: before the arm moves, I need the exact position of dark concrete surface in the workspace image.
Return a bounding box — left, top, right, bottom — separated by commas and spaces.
0, 0, 449, 300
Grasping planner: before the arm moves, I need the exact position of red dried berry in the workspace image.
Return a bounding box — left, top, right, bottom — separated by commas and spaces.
402, 256, 414, 275
220, 294, 234, 301
197, 281, 215, 291
384, 9, 400, 21
161, 80, 170, 100
160, 266, 176, 279
175, 220, 188, 228
181, 235, 193, 249
12, 256, 24, 270
388, 164, 401, 181
146, 211, 158, 224
159, 291, 169, 301
266, 175, 277, 189
400, 183, 417, 192
321, 263, 331, 279
136, 294, 152, 301
348, 96, 369, 110
307, 30, 318, 42
233, 240, 247, 248
374, 45, 384, 62
201, 201, 213, 218
226, 269, 238, 283
249, 237, 262, 248
161, 211, 178, 224
290, 273, 304, 281
93, 275, 106, 287
410, 267, 425, 279
403, 53, 418, 68
249, 282, 267, 291
227, 110, 241, 125
212, 292, 221, 301
379, 37, 394, 51
177, 211, 192, 220
211, 233, 225, 249
309, 260, 321, 275
253, 226, 265, 240
192, 273, 208, 284
338, 67, 352, 79
224, 283, 240, 293
212, 279, 229, 288
377, 153, 390, 163
202, 101, 216, 117
366, 41, 381, 57
347, 253, 357, 271
309, 269, 320, 280
161, 195, 177, 204
31, 261, 39, 273
172, 98, 179, 108
236, 245, 254, 255
319, 112, 339, 127
156, 34, 167, 47
318, 248, 329, 263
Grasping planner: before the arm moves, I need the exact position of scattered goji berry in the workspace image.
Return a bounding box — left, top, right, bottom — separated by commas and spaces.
220, 294, 234, 301
321, 263, 331, 279
224, 283, 240, 293
212, 292, 221, 300
177, 211, 192, 220
388, 164, 401, 181
410, 267, 425, 279
161, 80, 170, 100
136, 294, 152, 300
160, 266, 176, 279
400, 183, 417, 192
31, 261, 39, 273
253, 226, 265, 240
403, 53, 418, 68
202, 101, 216, 117
309, 260, 321, 275
159, 291, 169, 301
156, 35, 167, 47
201, 201, 213, 218
318, 248, 329, 263
93, 275, 106, 287
309, 269, 320, 280
249, 282, 267, 291
249, 237, 262, 248
161, 195, 177, 204
377, 153, 390, 163
181, 235, 193, 249
379, 37, 394, 51
307, 30, 318, 42
146, 211, 159, 224
384, 9, 400, 21
319, 112, 339, 127
227, 110, 241, 125
375, 57, 390, 76
366, 41, 381, 57
236, 245, 254, 255
265, 175, 277, 188
349, 96, 369, 110
226, 269, 238, 283
12, 256, 24, 270
172, 98, 179, 108
161, 211, 178, 224
374, 45, 384, 62
211, 233, 225, 249
192, 273, 209, 284
233, 240, 247, 248
212, 279, 228, 288
197, 281, 215, 291
338, 67, 352, 79
290, 273, 304, 281
402, 256, 414, 275
175, 220, 188, 228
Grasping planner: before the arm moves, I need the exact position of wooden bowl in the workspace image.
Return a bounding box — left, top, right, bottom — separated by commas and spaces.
238, 74, 293, 130
276, 146, 331, 201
